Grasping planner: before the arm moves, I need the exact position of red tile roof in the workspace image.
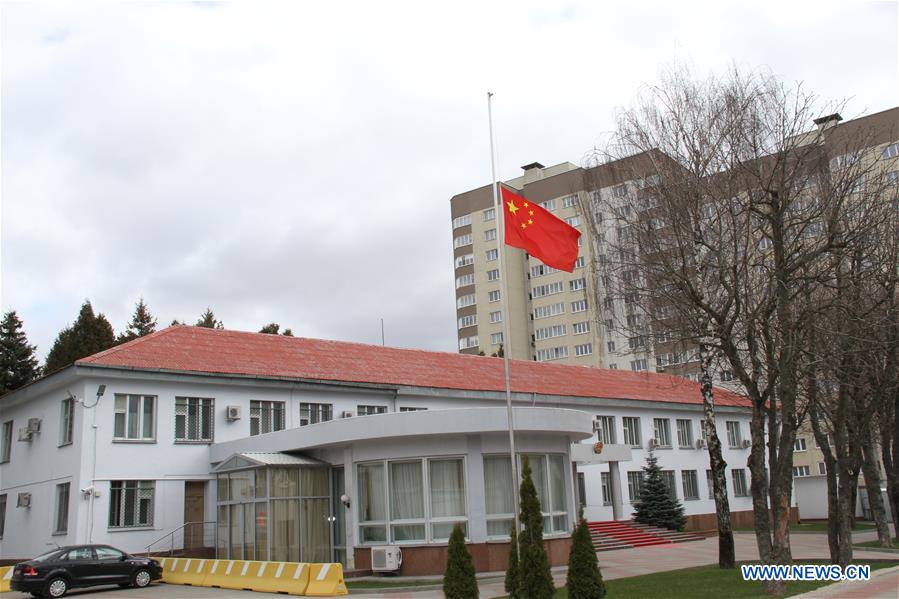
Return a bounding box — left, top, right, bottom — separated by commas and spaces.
77, 325, 749, 407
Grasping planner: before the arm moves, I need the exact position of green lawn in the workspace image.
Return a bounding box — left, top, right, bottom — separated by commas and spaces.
855, 537, 899, 549
734, 522, 876, 533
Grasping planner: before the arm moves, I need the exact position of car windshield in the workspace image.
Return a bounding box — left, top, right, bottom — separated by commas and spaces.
31, 549, 63, 562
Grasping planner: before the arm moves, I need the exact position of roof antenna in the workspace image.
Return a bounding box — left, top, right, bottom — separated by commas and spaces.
380, 318, 385, 346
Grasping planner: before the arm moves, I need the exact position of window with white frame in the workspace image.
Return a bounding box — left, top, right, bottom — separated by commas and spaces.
114, 394, 156, 441
794, 437, 807, 451
662, 470, 677, 500
792, 466, 811, 478
109, 480, 154, 528
623, 417, 641, 447
600, 472, 612, 505
536, 346, 569, 361
250, 400, 285, 436
595, 416, 616, 444
627, 471, 643, 502
574, 343, 593, 357
732, 469, 748, 496
452, 214, 471, 229
565, 215, 580, 227
491, 332, 503, 345
174, 397, 214, 443
882, 142, 899, 159
607, 340, 616, 353
457, 294, 475, 308
676, 419, 693, 448
483, 207, 496, 221
534, 303, 565, 319
483, 454, 567, 537
59, 397, 74, 446
535, 324, 566, 340
541, 199, 556, 210
628, 336, 645, 350
300, 402, 332, 426
358, 458, 468, 544
818, 462, 826, 475
682, 470, 699, 500
720, 370, 735, 382
1, 421, 12, 463
574, 256, 585, 268
399, 407, 426, 412
489, 311, 503, 324
726, 421, 742, 448
630, 359, 647, 371
453, 233, 472, 248
571, 300, 587, 313
358, 405, 387, 416
487, 269, 500, 281
485, 229, 497, 241
532, 281, 564, 298
455, 254, 473, 268
570, 278, 586, 291
459, 336, 479, 350
455, 273, 474, 288
458, 314, 477, 329
488, 290, 501, 302
486, 249, 498, 261
572, 321, 590, 335
531, 264, 560, 278
562, 195, 578, 208
653, 418, 671, 447
54, 482, 70, 534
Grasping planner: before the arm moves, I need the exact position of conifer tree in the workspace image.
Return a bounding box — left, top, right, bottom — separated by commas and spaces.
505, 525, 520, 598
0, 310, 41, 393
116, 298, 157, 344
45, 301, 116, 373
443, 523, 478, 598
196, 308, 224, 329
518, 456, 555, 599
259, 323, 280, 334
632, 449, 687, 531
566, 507, 605, 598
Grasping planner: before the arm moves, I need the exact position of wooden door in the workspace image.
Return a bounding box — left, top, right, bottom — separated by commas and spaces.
184, 481, 206, 548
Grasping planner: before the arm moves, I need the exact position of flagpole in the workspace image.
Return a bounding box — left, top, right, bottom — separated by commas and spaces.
487, 91, 521, 534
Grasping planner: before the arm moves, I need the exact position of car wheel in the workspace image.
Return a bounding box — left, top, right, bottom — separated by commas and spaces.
44, 577, 68, 598
132, 568, 152, 588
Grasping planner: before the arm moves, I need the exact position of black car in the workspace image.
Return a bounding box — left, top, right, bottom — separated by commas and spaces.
10, 544, 162, 598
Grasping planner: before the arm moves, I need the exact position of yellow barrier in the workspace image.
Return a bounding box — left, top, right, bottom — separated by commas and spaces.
237, 561, 310, 595
158, 557, 210, 586
305, 562, 348, 596
204, 559, 248, 590
0, 565, 13, 593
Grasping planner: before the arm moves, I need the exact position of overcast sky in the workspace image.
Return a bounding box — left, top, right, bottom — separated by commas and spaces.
2, 1, 897, 361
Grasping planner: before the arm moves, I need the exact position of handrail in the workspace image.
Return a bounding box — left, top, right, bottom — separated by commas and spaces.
145, 520, 215, 557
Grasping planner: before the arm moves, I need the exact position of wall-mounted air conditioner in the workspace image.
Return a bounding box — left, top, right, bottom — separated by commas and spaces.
696, 439, 708, 450
741, 439, 752, 449
27, 418, 42, 433
341, 411, 354, 418
226, 406, 242, 421
370, 545, 402, 572
17, 428, 33, 442
17, 492, 32, 508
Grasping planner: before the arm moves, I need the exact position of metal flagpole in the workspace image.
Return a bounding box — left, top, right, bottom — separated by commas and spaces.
487, 91, 521, 533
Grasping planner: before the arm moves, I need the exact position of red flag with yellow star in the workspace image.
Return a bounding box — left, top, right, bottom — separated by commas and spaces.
501, 187, 581, 271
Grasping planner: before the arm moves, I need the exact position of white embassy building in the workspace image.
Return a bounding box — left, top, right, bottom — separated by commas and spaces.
0, 325, 754, 574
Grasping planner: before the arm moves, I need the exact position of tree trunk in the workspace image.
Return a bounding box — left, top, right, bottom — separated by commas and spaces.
808, 404, 840, 562
860, 437, 892, 546
699, 342, 735, 568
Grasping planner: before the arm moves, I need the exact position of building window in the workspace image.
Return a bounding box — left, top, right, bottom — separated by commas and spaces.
535, 324, 567, 340
174, 397, 214, 443
600, 472, 612, 505
574, 256, 585, 268
720, 370, 735, 382
300, 403, 332, 426
577, 472, 586, 507
661, 471, 677, 500
818, 462, 826, 475
459, 336, 479, 350
628, 336, 646, 350
250, 401, 285, 436
681, 470, 699, 500
607, 340, 616, 353
531, 264, 560, 278
536, 346, 569, 361
488, 290, 502, 302
483, 207, 496, 221
706, 470, 714, 499
571, 300, 588, 313
0, 421, 11, 463
456, 294, 475, 308
486, 249, 498, 261
0, 494, 5, 538
570, 278, 586, 291
731, 469, 749, 497
794, 437, 807, 451
487, 269, 500, 281
489, 311, 503, 323
569, 321, 589, 335
622, 417, 641, 447
532, 281, 564, 298
533, 303, 565, 319
455, 254, 474, 268
574, 343, 593, 357
726, 421, 742, 448
792, 466, 811, 478
453, 233, 472, 249
608, 363, 618, 369
358, 405, 387, 416
880, 142, 899, 159
565, 215, 581, 227
627, 471, 643, 502
485, 228, 497, 241
54, 483, 70, 534
541, 199, 556, 210
595, 416, 616, 444
630, 359, 648, 371
455, 273, 475, 288
653, 418, 671, 447
483, 454, 567, 537
676, 419, 693, 448
399, 407, 426, 412
491, 332, 504, 345
562, 195, 578, 208
452, 214, 472, 229
59, 397, 74, 446
109, 480, 154, 528
113, 395, 156, 441
458, 314, 477, 329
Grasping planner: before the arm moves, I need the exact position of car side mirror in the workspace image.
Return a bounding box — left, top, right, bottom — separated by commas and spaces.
120, 555, 128, 561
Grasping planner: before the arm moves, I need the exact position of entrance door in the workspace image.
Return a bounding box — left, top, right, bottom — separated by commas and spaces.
301, 498, 331, 562
184, 481, 206, 549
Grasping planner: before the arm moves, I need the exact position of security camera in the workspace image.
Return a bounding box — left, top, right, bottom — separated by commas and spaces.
80, 487, 93, 496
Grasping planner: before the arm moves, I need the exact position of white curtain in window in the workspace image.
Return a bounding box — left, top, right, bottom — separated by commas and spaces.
390, 461, 423, 519
358, 463, 385, 522
430, 459, 465, 518
526, 455, 548, 509
548, 455, 565, 511
484, 456, 513, 515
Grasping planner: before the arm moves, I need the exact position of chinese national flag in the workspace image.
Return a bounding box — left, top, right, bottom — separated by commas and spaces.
501, 187, 581, 272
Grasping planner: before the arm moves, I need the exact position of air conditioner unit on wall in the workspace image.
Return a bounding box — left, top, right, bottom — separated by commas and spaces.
17, 492, 32, 508
370, 546, 402, 572
27, 418, 42, 433
741, 439, 752, 449
17, 428, 33, 442
696, 439, 708, 450
226, 406, 242, 421
341, 411, 354, 418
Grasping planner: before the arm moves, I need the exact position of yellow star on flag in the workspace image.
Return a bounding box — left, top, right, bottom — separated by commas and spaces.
507, 201, 519, 215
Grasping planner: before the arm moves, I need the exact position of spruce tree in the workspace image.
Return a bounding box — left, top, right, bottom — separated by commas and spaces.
44, 301, 116, 373
259, 323, 280, 334
566, 507, 605, 598
0, 311, 41, 393
443, 523, 478, 599
632, 449, 687, 531
518, 456, 555, 599
196, 308, 224, 329
505, 525, 520, 598
116, 298, 157, 344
